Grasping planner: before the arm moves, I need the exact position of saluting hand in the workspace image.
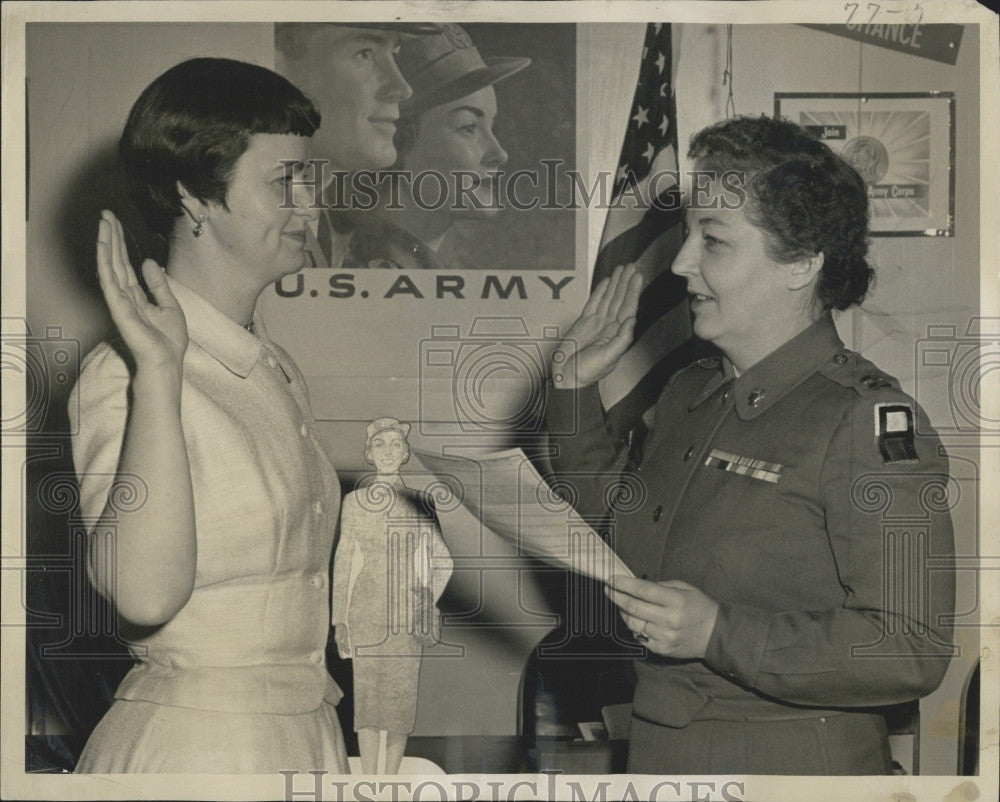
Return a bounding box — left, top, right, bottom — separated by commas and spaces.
550, 264, 644, 389
606, 575, 720, 660
96, 210, 187, 373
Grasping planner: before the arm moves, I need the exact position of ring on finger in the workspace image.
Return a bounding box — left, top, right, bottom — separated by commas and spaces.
634, 621, 650, 644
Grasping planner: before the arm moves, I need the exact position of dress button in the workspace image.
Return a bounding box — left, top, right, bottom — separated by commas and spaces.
747, 389, 766, 408
300, 423, 309, 437
832, 353, 848, 365
309, 650, 324, 665
683, 446, 695, 461
310, 573, 326, 590
313, 501, 324, 515
652, 505, 663, 522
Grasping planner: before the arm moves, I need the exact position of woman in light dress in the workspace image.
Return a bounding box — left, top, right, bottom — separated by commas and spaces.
72, 57, 349, 773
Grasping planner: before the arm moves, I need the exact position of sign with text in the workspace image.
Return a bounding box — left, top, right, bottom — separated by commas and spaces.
775, 92, 954, 236
799, 22, 963, 65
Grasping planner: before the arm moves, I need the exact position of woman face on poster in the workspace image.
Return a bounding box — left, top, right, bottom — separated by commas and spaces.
383, 24, 529, 249
396, 84, 509, 221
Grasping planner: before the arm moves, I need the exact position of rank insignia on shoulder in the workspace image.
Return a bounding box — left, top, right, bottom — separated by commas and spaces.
860, 373, 893, 391
695, 357, 721, 369
874, 402, 918, 462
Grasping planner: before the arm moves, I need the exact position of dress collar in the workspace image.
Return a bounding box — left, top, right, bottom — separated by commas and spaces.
165, 274, 264, 379
688, 313, 845, 419
357, 473, 408, 492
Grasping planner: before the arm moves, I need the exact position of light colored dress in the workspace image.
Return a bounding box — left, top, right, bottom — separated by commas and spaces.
70, 276, 348, 773
333, 477, 451, 735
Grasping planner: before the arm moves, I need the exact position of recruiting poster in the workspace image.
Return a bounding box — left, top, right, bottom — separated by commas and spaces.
775, 92, 955, 236
2, 2, 998, 801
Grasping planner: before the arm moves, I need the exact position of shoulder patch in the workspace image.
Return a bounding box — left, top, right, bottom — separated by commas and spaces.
874, 402, 918, 462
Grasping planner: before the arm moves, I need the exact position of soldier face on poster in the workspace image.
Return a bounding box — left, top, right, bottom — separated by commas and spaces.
271, 21, 574, 272
2, 2, 998, 802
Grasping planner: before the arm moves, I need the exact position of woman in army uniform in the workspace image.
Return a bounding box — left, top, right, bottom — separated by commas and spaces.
546, 115, 955, 774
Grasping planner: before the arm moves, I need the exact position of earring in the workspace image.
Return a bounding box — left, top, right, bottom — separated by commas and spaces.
193, 214, 206, 237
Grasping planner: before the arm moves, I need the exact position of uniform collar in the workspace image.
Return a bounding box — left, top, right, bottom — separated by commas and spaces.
688, 313, 844, 419
354, 212, 448, 270
686, 359, 733, 411
165, 274, 264, 379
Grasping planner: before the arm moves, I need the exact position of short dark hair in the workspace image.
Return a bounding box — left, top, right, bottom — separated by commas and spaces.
120, 57, 320, 238
688, 115, 874, 311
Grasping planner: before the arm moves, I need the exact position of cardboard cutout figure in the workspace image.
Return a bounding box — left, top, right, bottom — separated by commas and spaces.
332, 418, 453, 774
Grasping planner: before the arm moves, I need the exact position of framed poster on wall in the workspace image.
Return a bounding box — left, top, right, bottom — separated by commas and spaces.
774, 92, 955, 237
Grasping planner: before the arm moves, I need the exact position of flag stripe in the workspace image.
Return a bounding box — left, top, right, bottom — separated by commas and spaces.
598, 300, 692, 410
592, 202, 685, 285
635, 264, 687, 337
598, 144, 679, 248
594, 23, 719, 432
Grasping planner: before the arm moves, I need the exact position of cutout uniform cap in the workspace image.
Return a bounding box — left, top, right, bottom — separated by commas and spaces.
366, 417, 411, 442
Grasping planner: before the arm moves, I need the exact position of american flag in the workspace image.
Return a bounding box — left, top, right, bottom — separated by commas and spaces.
594, 23, 715, 441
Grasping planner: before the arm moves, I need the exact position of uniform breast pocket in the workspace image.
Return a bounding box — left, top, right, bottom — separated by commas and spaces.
708, 510, 840, 610
693, 448, 787, 528
704, 448, 782, 486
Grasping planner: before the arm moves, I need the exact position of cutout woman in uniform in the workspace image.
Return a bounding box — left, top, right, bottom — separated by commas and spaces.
332, 418, 453, 773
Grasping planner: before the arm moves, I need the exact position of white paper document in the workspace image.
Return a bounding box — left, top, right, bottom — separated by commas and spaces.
413, 447, 634, 583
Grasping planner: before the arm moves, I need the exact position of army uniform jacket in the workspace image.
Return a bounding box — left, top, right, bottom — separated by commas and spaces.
547, 314, 955, 727
302, 209, 448, 271
343, 212, 449, 271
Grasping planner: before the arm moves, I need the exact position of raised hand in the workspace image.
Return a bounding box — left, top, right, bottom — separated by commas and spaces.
550, 264, 644, 389
96, 210, 187, 373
